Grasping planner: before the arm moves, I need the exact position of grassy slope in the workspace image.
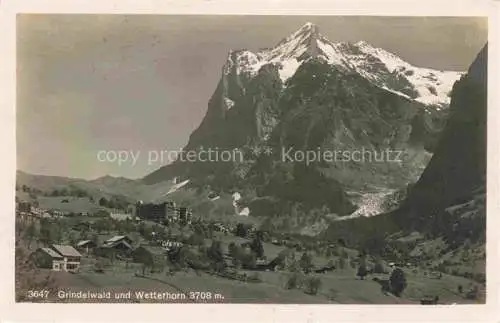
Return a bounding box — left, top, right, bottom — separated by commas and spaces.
44, 258, 482, 304
16, 220, 483, 304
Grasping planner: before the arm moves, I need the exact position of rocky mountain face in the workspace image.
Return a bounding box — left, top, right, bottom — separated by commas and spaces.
325, 44, 487, 259
396, 43, 487, 244
143, 23, 463, 225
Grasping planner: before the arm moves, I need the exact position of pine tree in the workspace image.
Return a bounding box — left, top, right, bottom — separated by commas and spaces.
250, 236, 265, 258
338, 257, 346, 270
357, 258, 368, 280
389, 268, 407, 297
98, 197, 108, 207
23, 222, 37, 249
299, 252, 313, 273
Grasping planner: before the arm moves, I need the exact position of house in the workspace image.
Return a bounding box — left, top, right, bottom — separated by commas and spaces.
32, 247, 65, 271
30, 207, 44, 216
52, 210, 68, 217
97, 235, 134, 257
76, 240, 97, 254
41, 212, 53, 219
255, 258, 273, 271
271, 239, 281, 245
103, 235, 133, 247
33, 245, 82, 272
50, 245, 83, 272
268, 249, 295, 271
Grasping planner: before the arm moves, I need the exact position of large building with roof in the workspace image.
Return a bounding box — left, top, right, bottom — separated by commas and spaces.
135, 201, 192, 225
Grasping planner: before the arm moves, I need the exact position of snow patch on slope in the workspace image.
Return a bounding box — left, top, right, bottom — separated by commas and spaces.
238, 207, 250, 216
163, 179, 190, 196
316, 39, 348, 66
277, 59, 302, 82
232, 192, 241, 202
232, 191, 250, 216
223, 97, 235, 110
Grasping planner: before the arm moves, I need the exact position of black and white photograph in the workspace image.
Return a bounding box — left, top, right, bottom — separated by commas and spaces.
12, 11, 490, 307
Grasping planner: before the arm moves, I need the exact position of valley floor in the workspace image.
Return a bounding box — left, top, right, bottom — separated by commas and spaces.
17, 241, 485, 304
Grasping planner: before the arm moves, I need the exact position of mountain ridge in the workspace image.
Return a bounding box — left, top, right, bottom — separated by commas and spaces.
221, 22, 463, 108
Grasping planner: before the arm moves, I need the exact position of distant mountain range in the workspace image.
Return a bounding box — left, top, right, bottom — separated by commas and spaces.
16, 170, 175, 204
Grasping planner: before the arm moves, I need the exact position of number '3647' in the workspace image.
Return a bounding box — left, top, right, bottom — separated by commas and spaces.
27, 290, 50, 298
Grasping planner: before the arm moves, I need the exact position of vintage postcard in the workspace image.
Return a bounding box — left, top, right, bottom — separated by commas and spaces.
1, 0, 499, 322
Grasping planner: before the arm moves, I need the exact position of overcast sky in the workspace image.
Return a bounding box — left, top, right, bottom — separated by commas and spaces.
17, 15, 487, 180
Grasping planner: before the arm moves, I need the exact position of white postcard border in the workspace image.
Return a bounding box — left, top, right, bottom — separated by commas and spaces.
0, 1, 498, 322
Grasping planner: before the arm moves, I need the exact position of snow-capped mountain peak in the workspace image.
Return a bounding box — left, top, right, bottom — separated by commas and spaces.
223, 22, 464, 108
267, 21, 321, 60
276, 22, 319, 45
